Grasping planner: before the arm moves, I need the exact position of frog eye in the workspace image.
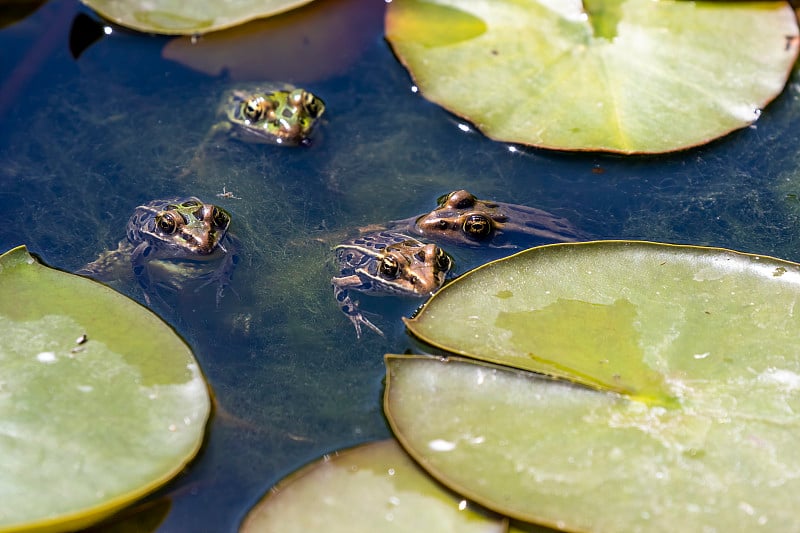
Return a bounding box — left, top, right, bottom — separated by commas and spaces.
463, 214, 492, 239
288, 89, 304, 106
436, 190, 476, 208
155, 212, 180, 234
180, 199, 202, 209
303, 94, 324, 117
451, 191, 477, 209
212, 206, 230, 228
379, 257, 399, 279
434, 248, 453, 271
243, 96, 267, 120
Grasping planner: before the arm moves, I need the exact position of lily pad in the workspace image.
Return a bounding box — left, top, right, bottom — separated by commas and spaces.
0, 246, 210, 532
385, 0, 799, 153
406, 241, 800, 405
240, 439, 506, 533
385, 354, 800, 531
81, 0, 313, 35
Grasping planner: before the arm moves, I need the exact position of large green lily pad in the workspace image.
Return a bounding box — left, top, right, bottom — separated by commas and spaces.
385, 0, 799, 153
240, 439, 506, 533
81, 0, 313, 35
406, 241, 800, 405
0, 246, 210, 532
393, 240, 800, 529
385, 354, 800, 531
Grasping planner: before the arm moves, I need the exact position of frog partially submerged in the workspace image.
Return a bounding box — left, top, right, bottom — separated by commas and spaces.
219, 85, 325, 146
78, 197, 240, 305
332, 231, 453, 338
181, 86, 325, 177
389, 189, 586, 248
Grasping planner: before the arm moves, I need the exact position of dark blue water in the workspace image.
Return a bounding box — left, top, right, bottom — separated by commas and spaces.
3, 1, 800, 530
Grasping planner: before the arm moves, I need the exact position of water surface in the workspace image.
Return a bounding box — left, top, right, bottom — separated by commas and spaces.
2, 1, 800, 530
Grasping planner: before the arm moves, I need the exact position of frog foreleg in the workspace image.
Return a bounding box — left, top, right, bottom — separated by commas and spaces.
130, 241, 159, 305
331, 276, 384, 339
196, 235, 241, 305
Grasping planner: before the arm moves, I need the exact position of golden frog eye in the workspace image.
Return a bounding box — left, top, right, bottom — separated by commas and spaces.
434, 248, 452, 271
212, 206, 230, 229
155, 212, 180, 234
180, 199, 202, 209
179, 199, 204, 217
463, 214, 492, 239
437, 190, 476, 209
451, 191, 478, 209
303, 93, 324, 117
243, 96, 268, 121
379, 257, 399, 279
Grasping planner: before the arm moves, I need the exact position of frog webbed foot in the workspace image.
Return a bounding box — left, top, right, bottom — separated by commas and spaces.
140, 283, 171, 309
140, 277, 178, 309
195, 271, 234, 306
332, 282, 384, 339
348, 307, 384, 339
196, 242, 239, 305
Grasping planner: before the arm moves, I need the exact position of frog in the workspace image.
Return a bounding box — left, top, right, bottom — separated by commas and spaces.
331, 231, 454, 338
218, 85, 326, 146
180, 85, 325, 177
388, 189, 587, 248
78, 197, 240, 306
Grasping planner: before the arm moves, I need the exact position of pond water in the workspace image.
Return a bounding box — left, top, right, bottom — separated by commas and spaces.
3, 0, 800, 530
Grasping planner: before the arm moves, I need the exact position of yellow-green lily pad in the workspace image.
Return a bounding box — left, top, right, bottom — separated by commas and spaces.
385, 0, 799, 153
0, 246, 210, 532
81, 0, 313, 35
406, 241, 800, 405
385, 354, 800, 531
240, 439, 506, 533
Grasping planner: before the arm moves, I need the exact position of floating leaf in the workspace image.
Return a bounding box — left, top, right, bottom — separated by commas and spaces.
240, 439, 506, 533
0, 246, 210, 532
385, 0, 799, 153
81, 0, 313, 35
385, 354, 800, 531
406, 241, 800, 405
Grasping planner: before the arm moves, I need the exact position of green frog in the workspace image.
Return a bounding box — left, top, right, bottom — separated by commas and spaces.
220, 85, 326, 146
332, 231, 453, 338
180, 85, 325, 176
389, 189, 587, 248
78, 197, 240, 306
